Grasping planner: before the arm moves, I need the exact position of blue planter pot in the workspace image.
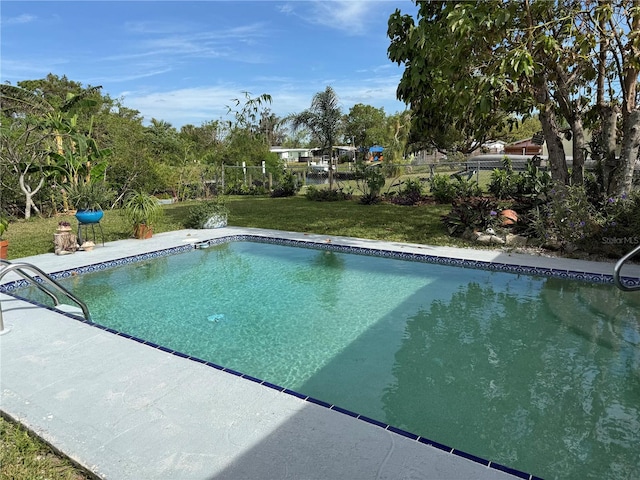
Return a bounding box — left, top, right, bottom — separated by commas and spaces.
75, 210, 104, 224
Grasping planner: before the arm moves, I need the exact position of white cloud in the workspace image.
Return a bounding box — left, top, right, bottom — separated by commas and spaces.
2, 14, 37, 26
120, 72, 407, 128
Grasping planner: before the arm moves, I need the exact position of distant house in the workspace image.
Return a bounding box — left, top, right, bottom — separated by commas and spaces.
504, 138, 543, 156
270, 146, 356, 163
482, 140, 506, 154
269, 147, 313, 162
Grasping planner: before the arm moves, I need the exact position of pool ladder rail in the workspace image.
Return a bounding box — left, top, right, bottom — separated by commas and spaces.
0, 259, 90, 334
613, 243, 640, 292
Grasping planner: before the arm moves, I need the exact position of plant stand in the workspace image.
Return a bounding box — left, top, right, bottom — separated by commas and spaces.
78, 222, 105, 246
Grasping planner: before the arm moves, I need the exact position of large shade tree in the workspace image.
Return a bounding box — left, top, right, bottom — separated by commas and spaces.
388, 0, 640, 195
343, 104, 388, 158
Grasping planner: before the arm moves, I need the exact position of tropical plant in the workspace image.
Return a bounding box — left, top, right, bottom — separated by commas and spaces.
442, 197, 499, 237
529, 184, 598, 249
355, 163, 386, 205
289, 86, 342, 190
488, 169, 515, 199
123, 190, 162, 227
66, 181, 114, 211
304, 186, 351, 202
429, 174, 457, 204
0, 82, 107, 217
388, 178, 425, 206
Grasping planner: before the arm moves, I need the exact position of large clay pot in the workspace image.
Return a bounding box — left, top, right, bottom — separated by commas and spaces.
500, 209, 518, 226
134, 224, 153, 239
0, 239, 8, 259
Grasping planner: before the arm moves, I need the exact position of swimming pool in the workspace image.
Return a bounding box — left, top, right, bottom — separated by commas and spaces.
10, 236, 640, 480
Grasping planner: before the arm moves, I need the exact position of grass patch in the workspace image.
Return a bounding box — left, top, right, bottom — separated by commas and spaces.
0, 415, 94, 480
3, 196, 472, 259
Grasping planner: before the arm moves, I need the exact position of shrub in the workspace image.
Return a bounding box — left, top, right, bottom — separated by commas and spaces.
529, 184, 598, 248
396, 178, 424, 205
453, 174, 483, 198
271, 171, 301, 198
516, 160, 553, 201
488, 169, 516, 199
358, 167, 386, 205
305, 186, 351, 202
429, 174, 457, 203
66, 181, 115, 211
596, 190, 640, 252
185, 198, 229, 228
429, 173, 481, 203
442, 197, 499, 236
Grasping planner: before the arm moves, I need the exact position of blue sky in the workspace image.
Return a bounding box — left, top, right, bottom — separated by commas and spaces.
1, 1, 416, 128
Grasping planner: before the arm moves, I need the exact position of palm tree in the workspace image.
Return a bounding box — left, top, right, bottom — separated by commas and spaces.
289, 86, 342, 190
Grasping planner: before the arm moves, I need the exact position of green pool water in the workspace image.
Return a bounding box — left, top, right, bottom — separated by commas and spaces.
33, 241, 640, 479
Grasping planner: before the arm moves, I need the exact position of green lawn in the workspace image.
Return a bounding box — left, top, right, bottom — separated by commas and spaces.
0, 416, 93, 480
3, 195, 468, 260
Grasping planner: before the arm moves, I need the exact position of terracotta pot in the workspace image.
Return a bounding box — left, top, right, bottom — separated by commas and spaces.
134, 224, 153, 239
500, 209, 518, 226
0, 239, 7, 259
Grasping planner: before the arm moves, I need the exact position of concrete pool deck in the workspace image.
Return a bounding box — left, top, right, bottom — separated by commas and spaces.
2, 227, 638, 479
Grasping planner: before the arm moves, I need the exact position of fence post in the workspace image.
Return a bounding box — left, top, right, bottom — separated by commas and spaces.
242, 161, 247, 186
268, 173, 273, 189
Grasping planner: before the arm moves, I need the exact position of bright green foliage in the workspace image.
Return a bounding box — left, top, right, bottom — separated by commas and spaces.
429, 174, 458, 204
344, 104, 388, 157
488, 158, 552, 200
388, 1, 512, 153
124, 190, 163, 227
387, 1, 640, 194
429, 173, 481, 203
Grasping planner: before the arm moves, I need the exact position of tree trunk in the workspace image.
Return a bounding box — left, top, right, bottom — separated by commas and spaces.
539, 106, 569, 184
601, 105, 619, 193
18, 174, 44, 220
609, 0, 640, 195
611, 109, 640, 195
533, 78, 568, 184
569, 116, 586, 186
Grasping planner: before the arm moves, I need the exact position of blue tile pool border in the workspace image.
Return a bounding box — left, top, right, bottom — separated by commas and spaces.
2, 233, 636, 480
1, 233, 637, 293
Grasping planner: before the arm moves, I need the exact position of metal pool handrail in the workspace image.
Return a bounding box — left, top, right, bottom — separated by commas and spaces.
613, 243, 640, 292
0, 260, 90, 333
